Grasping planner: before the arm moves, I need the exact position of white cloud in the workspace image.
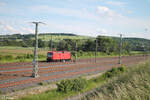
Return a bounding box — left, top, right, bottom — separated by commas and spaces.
97, 28, 108, 34
96, 6, 122, 20
106, 1, 126, 7
30, 5, 98, 21
0, 21, 17, 34
6, 25, 17, 32
21, 27, 34, 34
0, 25, 18, 34
0, 20, 34, 34
44, 21, 98, 36
0, 1, 6, 6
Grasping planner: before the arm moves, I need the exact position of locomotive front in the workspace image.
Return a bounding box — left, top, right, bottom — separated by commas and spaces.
47, 52, 53, 62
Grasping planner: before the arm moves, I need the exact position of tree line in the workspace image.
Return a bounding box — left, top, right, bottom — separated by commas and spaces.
0, 36, 130, 54
0, 34, 149, 54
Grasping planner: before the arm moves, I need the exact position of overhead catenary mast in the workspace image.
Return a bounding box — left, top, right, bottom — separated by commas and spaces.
50, 34, 53, 51
118, 34, 122, 64
95, 37, 98, 63
75, 40, 78, 63
31, 22, 45, 78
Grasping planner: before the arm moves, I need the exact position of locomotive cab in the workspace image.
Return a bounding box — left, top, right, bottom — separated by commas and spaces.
47, 51, 71, 62
47, 52, 53, 62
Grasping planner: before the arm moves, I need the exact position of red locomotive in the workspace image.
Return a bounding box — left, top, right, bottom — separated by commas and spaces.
47, 51, 71, 62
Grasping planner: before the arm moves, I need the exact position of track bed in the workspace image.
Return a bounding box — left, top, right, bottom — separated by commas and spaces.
0, 56, 148, 93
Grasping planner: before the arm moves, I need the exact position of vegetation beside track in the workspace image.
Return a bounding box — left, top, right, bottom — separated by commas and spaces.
14, 60, 150, 100
82, 61, 150, 100
16, 65, 127, 100
0, 46, 147, 64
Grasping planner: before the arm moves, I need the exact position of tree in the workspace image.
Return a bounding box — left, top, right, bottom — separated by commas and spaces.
97, 36, 116, 54
83, 39, 95, 51
38, 39, 45, 48
57, 40, 67, 51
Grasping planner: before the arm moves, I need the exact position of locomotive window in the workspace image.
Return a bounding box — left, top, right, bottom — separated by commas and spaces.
48, 53, 53, 57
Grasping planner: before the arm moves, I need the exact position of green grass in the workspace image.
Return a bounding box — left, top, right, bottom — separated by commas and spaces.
0, 46, 147, 64
17, 66, 126, 100
16, 79, 102, 100
130, 51, 145, 55
82, 61, 150, 100
0, 46, 48, 63
0, 58, 46, 64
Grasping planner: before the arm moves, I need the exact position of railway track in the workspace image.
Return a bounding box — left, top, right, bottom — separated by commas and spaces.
0, 61, 116, 82
0, 56, 148, 93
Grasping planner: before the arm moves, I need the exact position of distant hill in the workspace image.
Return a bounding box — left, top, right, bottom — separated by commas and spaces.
0, 33, 93, 42
0, 33, 150, 51
39, 33, 77, 36
114, 37, 150, 51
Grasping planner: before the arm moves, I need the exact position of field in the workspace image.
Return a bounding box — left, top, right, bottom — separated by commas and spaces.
0, 46, 47, 56
0, 47, 48, 63
0, 46, 147, 64
37, 34, 93, 42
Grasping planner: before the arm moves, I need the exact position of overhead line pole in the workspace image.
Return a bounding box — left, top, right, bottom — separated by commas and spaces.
142, 43, 145, 58
51, 34, 53, 51
119, 34, 122, 64
75, 40, 78, 63
144, 28, 148, 58
95, 37, 98, 63
31, 22, 45, 78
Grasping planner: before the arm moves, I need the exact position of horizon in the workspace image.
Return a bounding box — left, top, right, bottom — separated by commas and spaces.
0, 32, 150, 40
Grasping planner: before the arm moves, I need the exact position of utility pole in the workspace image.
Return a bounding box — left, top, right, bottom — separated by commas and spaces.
95, 37, 98, 63
50, 35, 53, 51
31, 22, 45, 78
118, 34, 122, 64
144, 28, 148, 58
142, 43, 146, 58
75, 41, 78, 63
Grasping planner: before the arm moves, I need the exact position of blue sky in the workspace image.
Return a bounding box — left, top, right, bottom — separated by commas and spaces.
0, 0, 150, 38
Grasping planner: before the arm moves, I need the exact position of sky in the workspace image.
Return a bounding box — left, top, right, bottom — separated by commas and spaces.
0, 0, 150, 39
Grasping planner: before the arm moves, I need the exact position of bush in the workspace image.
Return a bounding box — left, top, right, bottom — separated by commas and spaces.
4, 55, 13, 60
94, 66, 127, 82
16, 55, 24, 60
38, 55, 45, 58
16, 54, 45, 62
57, 78, 87, 93
25, 54, 33, 59
71, 51, 76, 56
118, 65, 127, 72
0, 55, 3, 60
104, 67, 127, 79
72, 78, 87, 92
16, 55, 25, 62
57, 79, 73, 93
38, 82, 47, 86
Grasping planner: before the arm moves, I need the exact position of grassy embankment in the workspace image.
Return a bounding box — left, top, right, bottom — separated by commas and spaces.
15, 65, 127, 100
82, 60, 150, 100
